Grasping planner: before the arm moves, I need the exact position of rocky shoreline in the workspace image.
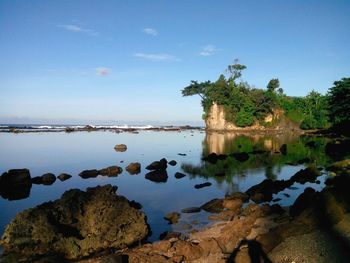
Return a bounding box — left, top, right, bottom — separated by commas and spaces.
1, 159, 350, 262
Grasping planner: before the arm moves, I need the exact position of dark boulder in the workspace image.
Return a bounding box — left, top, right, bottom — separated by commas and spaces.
0, 185, 149, 260
57, 173, 72, 182
146, 158, 167, 171
99, 166, 123, 177
79, 169, 99, 179
194, 182, 212, 189
290, 187, 317, 217
168, 160, 177, 166
145, 170, 168, 183
41, 173, 56, 185
0, 169, 32, 201
290, 166, 320, 184
175, 172, 186, 179
125, 162, 141, 175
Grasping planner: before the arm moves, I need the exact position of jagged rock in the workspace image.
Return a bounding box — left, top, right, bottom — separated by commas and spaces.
114, 144, 127, 152
79, 169, 99, 179
125, 162, 141, 175
194, 182, 212, 189
290, 166, 320, 184
146, 158, 167, 171
168, 160, 177, 166
0, 185, 149, 260
174, 172, 186, 179
290, 187, 317, 217
0, 169, 32, 200
57, 173, 72, 182
99, 166, 123, 177
201, 198, 224, 213
164, 212, 180, 224
145, 170, 168, 183
41, 173, 56, 185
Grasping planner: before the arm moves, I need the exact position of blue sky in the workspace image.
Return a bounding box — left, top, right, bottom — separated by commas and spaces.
0, 0, 349, 125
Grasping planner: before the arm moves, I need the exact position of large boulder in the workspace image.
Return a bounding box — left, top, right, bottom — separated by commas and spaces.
0, 169, 32, 200
0, 184, 149, 260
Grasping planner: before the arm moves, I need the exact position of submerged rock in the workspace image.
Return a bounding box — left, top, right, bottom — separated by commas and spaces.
0, 184, 149, 260
164, 212, 181, 224
126, 162, 141, 175
194, 182, 212, 189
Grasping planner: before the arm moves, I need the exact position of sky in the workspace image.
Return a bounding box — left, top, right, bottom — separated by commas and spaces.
0, 0, 349, 125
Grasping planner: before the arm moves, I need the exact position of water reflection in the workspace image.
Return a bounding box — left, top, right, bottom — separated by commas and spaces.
182, 132, 333, 186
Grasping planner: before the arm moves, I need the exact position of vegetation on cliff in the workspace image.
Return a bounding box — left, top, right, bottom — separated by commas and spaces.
182, 60, 348, 130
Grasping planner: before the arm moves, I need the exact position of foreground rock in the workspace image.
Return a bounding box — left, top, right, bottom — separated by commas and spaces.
0, 184, 149, 260
0, 169, 32, 200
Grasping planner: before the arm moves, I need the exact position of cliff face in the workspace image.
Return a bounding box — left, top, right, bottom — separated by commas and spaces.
205, 102, 295, 131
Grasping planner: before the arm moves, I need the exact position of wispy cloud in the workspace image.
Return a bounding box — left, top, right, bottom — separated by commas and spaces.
143, 27, 158, 36
58, 23, 98, 36
199, 44, 219, 56
133, 53, 180, 62
95, 67, 111, 76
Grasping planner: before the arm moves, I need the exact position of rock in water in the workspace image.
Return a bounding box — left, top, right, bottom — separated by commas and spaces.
126, 162, 141, 175
114, 144, 127, 152
98, 166, 123, 177
79, 169, 99, 179
0, 184, 149, 260
57, 173, 72, 181
0, 169, 32, 200
41, 173, 56, 185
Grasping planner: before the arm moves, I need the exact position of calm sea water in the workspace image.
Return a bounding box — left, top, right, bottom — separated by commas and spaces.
0, 130, 333, 247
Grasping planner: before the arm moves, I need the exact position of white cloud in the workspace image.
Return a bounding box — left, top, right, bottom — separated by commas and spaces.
95, 67, 111, 76
199, 44, 219, 56
58, 24, 98, 36
143, 27, 158, 36
133, 53, 180, 61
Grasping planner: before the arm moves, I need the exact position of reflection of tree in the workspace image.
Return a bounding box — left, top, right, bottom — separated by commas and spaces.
181, 133, 332, 184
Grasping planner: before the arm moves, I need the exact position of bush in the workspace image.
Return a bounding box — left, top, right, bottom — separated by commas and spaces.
235, 109, 254, 127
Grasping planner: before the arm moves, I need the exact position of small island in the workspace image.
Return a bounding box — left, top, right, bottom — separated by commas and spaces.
182, 60, 350, 134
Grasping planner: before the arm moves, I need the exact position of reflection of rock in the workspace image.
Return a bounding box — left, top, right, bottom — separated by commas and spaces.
0, 169, 32, 201
126, 162, 141, 175
290, 166, 320, 184
98, 166, 123, 176
231, 152, 249, 162
145, 170, 168, 183
280, 144, 287, 155
0, 185, 149, 260
114, 144, 127, 152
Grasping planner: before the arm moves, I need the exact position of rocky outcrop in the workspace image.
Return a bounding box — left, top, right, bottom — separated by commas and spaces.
0, 184, 149, 260
0, 169, 32, 200
205, 102, 296, 131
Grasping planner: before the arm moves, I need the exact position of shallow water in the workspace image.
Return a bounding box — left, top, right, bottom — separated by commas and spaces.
0, 130, 335, 246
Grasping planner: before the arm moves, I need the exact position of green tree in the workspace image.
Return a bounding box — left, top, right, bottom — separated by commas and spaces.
267, 78, 280, 92
327, 78, 350, 130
